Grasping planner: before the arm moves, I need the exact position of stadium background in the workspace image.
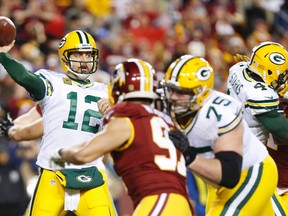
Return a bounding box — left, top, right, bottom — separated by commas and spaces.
0, 0, 287, 215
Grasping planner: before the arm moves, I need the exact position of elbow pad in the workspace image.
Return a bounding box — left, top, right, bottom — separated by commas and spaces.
215, 151, 243, 188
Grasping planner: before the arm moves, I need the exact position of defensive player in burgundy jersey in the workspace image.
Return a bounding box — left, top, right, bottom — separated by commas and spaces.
228, 42, 288, 206
106, 101, 189, 210
164, 55, 288, 215
51, 58, 193, 215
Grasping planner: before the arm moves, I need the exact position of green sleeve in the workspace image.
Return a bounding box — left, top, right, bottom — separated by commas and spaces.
255, 110, 288, 142
0, 52, 46, 100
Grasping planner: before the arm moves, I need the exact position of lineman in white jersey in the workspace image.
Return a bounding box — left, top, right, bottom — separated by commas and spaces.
164, 55, 288, 215
227, 41, 288, 207
227, 41, 288, 144
227, 61, 279, 143
0, 30, 116, 216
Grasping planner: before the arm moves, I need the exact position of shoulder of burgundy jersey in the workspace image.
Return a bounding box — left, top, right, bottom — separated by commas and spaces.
103, 101, 174, 127
36, 103, 42, 116
104, 102, 142, 124
106, 101, 147, 118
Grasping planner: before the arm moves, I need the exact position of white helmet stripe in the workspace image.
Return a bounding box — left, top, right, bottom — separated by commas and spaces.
170, 55, 194, 81
76, 30, 88, 44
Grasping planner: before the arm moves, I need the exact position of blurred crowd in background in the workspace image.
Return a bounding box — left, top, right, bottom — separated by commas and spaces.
0, 0, 288, 215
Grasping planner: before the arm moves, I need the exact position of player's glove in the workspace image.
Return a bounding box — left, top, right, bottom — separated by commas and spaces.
233, 54, 249, 63
168, 129, 197, 166
50, 150, 65, 170
271, 71, 288, 97
0, 112, 14, 136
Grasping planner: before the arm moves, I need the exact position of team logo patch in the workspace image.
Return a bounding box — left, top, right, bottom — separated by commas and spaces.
50, 179, 56, 186
58, 37, 66, 48
196, 67, 211, 81
77, 175, 93, 183
269, 52, 286, 65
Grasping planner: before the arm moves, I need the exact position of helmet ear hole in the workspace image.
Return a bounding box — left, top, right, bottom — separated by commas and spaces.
268, 70, 272, 75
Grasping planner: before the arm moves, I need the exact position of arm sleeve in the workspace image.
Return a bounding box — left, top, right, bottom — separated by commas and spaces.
0, 52, 46, 100
255, 110, 288, 142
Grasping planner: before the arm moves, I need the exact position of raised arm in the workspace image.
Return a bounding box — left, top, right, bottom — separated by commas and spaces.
0, 42, 46, 100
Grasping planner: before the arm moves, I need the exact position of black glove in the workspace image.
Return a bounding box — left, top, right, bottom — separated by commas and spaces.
0, 113, 14, 136
169, 129, 197, 166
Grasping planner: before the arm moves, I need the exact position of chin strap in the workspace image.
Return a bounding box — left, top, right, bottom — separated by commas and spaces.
68, 68, 91, 80
170, 108, 197, 133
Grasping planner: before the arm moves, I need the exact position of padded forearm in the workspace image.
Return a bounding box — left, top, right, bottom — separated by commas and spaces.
0, 52, 45, 100
256, 110, 288, 142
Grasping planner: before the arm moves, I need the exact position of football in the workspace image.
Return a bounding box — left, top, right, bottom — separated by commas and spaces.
0, 16, 16, 46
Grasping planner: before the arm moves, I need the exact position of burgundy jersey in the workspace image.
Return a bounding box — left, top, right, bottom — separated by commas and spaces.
104, 101, 188, 207
268, 146, 288, 188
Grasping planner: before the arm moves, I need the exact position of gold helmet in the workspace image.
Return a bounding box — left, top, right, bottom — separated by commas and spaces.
58, 30, 99, 80
248, 42, 288, 96
164, 55, 214, 129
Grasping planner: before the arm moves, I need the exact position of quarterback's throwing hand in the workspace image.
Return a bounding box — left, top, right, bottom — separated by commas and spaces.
0, 40, 15, 53
168, 129, 197, 166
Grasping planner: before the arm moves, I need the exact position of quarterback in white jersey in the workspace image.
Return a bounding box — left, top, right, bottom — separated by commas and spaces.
227, 42, 288, 207
164, 55, 288, 215
0, 30, 116, 216
35, 69, 107, 170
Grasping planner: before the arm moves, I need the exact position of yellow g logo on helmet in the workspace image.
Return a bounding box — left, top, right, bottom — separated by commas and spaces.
196, 67, 212, 81
269, 52, 286, 65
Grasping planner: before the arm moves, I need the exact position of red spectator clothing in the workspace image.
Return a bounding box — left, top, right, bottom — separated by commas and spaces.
43, 12, 65, 39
